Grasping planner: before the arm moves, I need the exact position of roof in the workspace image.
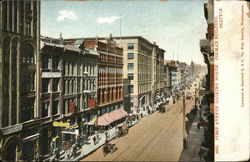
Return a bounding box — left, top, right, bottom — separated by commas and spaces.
65, 36, 165, 52
40, 37, 99, 57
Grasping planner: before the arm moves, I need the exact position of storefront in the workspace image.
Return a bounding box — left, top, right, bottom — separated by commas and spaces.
61, 125, 79, 150
20, 126, 40, 161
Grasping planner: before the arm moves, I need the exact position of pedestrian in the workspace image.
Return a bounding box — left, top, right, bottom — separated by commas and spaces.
77, 135, 81, 148
93, 135, 96, 145
105, 130, 108, 141
72, 145, 77, 158
96, 133, 99, 143
55, 151, 60, 162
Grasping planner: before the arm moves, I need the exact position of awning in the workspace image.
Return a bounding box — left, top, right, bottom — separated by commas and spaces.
96, 116, 110, 126
96, 108, 128, 126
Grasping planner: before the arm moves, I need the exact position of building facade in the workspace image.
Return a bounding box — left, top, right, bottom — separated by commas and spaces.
83, 37, 124, 115
39, 37, 99, 157
114, 36, 165, 113
152, 45, 165, 106
164, 60, 179, 95
66, 36, 165, 115
0, 0, 40, 161
199, 0, 214, 160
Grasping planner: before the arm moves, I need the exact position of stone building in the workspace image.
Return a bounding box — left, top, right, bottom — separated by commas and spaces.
152, 44, 165, 107
0, 0, 40, 161
112, 36, 165, 113
39, 36, 99, 157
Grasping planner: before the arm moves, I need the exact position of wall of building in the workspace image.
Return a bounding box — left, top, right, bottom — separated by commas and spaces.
0, 0, 40, 161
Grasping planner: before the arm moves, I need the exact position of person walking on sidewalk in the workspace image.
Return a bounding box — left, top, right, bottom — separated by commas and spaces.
105, 130, 109, 141
96, 132, 99, 143
93, 135, 96, 145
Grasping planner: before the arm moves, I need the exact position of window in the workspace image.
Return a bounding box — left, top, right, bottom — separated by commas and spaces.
42, 79, 50, 93
128, 63, 134, 70
52, 79, 59, 92
42, 101, 49, 117
42, 55, 49, 69
127, 43, 134, 50
128, 73, 134, 80
20, 99, 34, 122
52, 100, 59, 115
22, 44, 34, 63
52, 56, 60, 69
128, 85, 134, 93
127, 53, 134, 59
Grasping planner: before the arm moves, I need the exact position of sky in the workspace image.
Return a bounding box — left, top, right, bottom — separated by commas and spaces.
41, 0, 207, 65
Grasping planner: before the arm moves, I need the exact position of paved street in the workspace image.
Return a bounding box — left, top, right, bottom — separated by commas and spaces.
81, 99, 195, 161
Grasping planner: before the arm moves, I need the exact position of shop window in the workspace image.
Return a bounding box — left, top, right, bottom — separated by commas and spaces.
22, 141, 35, 160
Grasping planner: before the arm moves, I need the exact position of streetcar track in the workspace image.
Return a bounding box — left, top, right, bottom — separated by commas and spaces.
136, 107, 183, 161
142, 108, 183, 161
113, 102, 183, 161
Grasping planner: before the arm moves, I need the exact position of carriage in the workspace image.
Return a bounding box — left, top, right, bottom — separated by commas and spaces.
158, 104, 166, 113
102, 141, 118, 156
118, 124, 129, 137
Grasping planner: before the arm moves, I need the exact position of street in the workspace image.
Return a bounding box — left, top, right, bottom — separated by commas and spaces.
81, 99, 195, 161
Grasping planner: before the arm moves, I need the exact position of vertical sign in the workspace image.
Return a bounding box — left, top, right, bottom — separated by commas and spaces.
214, 1, 250, 161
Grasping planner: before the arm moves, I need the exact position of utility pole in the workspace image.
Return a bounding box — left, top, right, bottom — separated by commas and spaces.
183, 91, 187, 149
119, 14, 122, 40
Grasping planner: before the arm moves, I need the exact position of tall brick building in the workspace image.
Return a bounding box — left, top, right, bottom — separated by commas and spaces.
82, 36, 124, 117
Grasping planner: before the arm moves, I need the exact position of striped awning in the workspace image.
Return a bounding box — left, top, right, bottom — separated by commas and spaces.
96, 108, 128, 126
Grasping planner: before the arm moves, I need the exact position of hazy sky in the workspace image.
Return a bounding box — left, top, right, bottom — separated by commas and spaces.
41, 0, 207, 65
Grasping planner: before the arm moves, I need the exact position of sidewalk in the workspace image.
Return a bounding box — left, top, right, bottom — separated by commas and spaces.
179, 109, 204, 161
44, 119, 140, 162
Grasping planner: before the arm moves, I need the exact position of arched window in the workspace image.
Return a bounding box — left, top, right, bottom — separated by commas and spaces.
22, 44, 34, 64
20, 43, 35, 92
11, 39, 18, 125
2, 37, 10, 126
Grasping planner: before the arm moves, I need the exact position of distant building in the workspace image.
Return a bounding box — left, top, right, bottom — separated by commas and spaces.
178, 62, 190, 90
164, 60, 179, 95
0, 0, 40, 161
